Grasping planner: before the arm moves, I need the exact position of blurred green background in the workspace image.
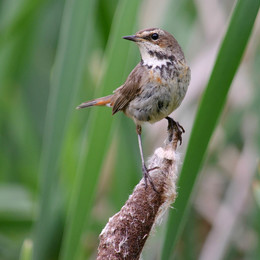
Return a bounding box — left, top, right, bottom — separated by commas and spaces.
0, 0, 259, 259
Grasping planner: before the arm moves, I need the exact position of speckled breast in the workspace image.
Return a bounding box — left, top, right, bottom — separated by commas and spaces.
126, 61, 191, 124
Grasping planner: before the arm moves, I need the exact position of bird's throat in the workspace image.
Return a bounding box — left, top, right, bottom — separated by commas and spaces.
140, 48, 174, 69
142, 56, 172, 69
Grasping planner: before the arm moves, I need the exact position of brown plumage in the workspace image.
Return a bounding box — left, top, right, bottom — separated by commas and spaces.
77, 28, 191, 191
77, 63, 145, 114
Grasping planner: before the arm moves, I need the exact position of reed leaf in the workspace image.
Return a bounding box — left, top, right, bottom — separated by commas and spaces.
162, 0, 260, 258
33, 0, 96, 259
59, 0, 141, 259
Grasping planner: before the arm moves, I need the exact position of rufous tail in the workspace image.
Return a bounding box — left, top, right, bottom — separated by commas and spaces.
76, 94, 113, 109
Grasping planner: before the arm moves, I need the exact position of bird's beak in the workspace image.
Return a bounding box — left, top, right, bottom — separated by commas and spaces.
122, 35, 141, 42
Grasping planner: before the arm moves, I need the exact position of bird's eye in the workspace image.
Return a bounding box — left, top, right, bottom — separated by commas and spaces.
151, 33, 159, 40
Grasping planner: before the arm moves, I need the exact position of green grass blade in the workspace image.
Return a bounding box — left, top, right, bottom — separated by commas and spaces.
61, 0, 140, 260
59, 0, 141, 259
19, 240, 33, 260
33, 0, 96, 259
162, 0, 260, 258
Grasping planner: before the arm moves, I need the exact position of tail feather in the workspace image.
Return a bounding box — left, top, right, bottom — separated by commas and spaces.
76, 95, 113, 109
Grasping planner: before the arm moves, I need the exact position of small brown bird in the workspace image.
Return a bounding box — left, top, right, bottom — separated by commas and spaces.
77, 28, 191, 191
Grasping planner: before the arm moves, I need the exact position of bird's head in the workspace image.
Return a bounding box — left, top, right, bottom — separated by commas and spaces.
123, 28, 184, 65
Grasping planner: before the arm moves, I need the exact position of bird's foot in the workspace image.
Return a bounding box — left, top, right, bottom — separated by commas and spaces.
166, 117, 185, 144
142, 164, 159, 193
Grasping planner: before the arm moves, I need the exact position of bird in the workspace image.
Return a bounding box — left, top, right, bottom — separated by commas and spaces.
77, 28, 191, 191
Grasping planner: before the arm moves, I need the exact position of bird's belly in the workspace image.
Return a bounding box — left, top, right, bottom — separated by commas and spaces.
125, 79, 188, 124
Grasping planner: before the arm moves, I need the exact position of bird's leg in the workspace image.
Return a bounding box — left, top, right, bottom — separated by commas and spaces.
136, 125, 158, 192
165, 116, 185, 144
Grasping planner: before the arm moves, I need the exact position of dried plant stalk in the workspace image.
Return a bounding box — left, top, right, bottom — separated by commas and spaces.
97, 124, 181, 260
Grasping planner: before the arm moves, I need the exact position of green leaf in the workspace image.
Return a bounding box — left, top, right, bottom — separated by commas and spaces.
33, 0, 96, 259
253, 166, 260, 208
0, 185, 33, 221
59, 0, 141, 259
19, 239, 33, 260
162, 0, 260, 258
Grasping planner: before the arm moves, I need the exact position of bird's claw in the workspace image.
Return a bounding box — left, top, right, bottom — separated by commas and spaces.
174, 121, 185, 145
166, 117, 185, 144
142, 164, 159, 193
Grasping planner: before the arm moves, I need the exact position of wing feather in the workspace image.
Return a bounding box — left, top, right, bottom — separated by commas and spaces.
112, 63, 147, 114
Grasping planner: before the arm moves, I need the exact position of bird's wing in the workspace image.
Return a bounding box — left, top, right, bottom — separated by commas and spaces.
112, 63, 147, 115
